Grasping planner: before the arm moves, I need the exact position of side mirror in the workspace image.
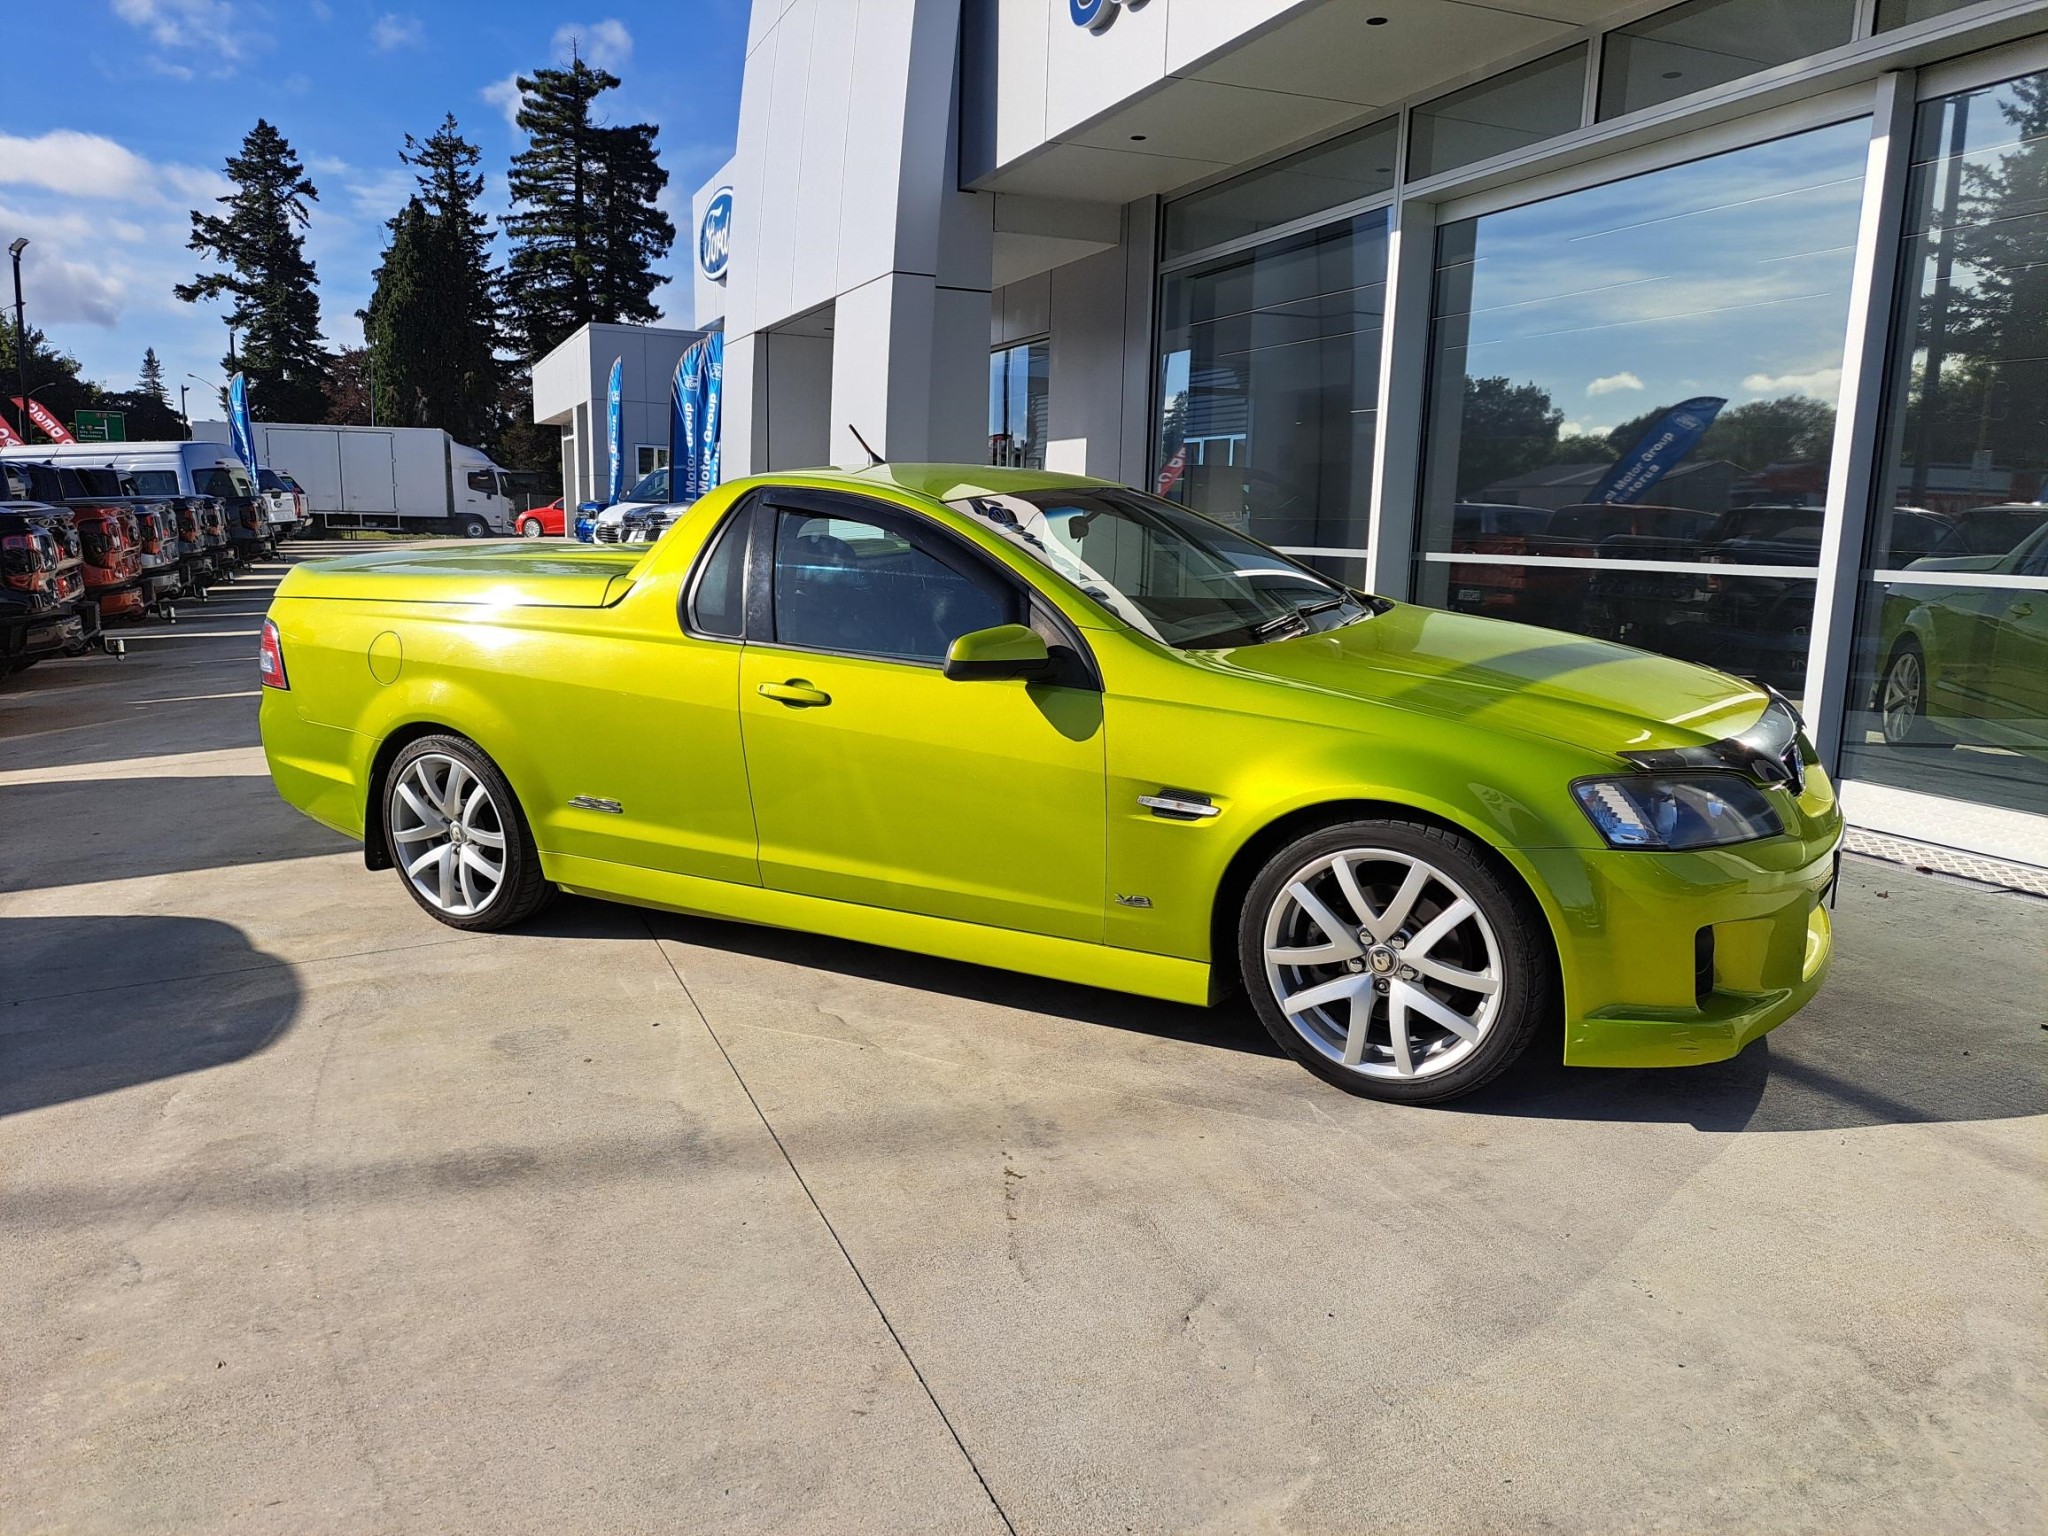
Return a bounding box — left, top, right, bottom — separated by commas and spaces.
943, 623, 1051, 682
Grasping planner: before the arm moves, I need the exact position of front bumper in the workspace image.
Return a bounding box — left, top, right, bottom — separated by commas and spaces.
1531, 820, 1840, 1068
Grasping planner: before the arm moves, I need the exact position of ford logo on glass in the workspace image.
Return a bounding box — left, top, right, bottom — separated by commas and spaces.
1070, 0, 1118, 31
699, 188, 734, 280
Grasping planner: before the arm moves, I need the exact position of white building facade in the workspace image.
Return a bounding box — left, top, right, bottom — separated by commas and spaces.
695, 0, 2048, 877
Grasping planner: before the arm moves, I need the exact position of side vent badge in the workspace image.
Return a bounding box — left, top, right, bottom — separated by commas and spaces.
1115, 893, 1154, 909
1138, 791, 1220, 821
568, 795, 624, 815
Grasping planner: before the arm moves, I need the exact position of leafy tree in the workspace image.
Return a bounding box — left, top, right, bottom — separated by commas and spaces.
0, 323, 94, 441
500, 54, 674, 362
325, 346, 374, 425
137, 347, 168, 405
1453, 376, 1563, 496
362, 115, 501, 441
175, 119, 330, 422
1549, 433, 1616, 466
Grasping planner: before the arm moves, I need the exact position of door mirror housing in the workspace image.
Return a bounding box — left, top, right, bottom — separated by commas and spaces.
943, 623, 1051, 681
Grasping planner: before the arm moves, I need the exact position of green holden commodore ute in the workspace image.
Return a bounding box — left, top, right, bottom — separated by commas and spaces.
258, 465, 1841, 1104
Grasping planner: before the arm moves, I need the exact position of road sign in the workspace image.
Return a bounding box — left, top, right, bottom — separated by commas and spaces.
72, 410, 127, 443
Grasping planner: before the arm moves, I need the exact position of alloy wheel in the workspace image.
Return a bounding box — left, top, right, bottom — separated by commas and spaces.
391, 753, 509, 916
1262, 848, 1503, 1081
1882, 649, 1925, 744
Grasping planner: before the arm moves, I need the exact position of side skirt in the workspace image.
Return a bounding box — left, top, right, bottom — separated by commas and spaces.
545, 851, 1214, 1007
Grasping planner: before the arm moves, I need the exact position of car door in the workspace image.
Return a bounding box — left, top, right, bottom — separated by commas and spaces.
734, 489, 1107, 943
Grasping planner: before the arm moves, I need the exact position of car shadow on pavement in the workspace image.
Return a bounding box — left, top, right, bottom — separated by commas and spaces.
0, 916, 299, 1118
523, 897, 2044, 1135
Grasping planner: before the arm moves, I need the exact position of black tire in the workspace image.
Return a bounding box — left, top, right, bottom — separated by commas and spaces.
1238, 818, 1553, 1105
1879, 639, 1937, 746
518, 516, 544, 538
382, 734, 553, 932
457, 515, 491, 538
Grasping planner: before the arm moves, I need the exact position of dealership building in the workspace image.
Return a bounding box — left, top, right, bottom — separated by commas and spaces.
674, 0, 2048, 877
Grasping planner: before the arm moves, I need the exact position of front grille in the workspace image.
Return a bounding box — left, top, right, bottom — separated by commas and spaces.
593, 522, 622, 544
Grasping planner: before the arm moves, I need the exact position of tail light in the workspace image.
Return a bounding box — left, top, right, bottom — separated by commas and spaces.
259, 618, 289, 689
241, 504, 262, 531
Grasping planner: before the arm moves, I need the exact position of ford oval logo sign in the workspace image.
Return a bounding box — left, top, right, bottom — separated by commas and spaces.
1071, 0, 1119, 31
698, 187, 733, 281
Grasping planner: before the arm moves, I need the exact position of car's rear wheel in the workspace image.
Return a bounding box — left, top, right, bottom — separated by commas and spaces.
383, 735, 552, 931
457, 514, 491, 538
1880, 640, 1936, 746
519, 516, 545, 538
1239, 819, 1551, 1104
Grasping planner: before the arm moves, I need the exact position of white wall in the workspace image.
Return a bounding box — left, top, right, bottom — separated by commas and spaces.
532, 322, 704, 503
720, 0, 993, 473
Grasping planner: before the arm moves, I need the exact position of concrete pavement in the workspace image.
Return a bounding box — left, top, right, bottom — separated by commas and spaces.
2, 545, 2043, 1533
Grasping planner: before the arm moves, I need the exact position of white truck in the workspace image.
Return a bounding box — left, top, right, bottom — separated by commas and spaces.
191, 421, 516, 537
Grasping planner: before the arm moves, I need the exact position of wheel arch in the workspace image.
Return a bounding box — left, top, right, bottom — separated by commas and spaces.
1205, 796, 1568, 1008
361, 722, 468, 869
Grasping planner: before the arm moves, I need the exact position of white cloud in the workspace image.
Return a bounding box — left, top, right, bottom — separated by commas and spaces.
1586, 371, 1645, 398
1742, 366, 1842, 398
482, 72, 525, 128
111, 0, 247, 64
1559, 420, 1615, 441
371, 12, 423, 50
0, 131, 228, 207
553, 18, 633, 71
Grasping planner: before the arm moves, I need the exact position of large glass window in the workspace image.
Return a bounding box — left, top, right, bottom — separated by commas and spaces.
1597, 0, 1857, 121
1154, 211, 1388, 586
1416, 118, 1870, 702
1162, 118, 1397, 262
1840, 71, 2048, 819
989, 340, 1048, 469
1409, 47, 1589, 182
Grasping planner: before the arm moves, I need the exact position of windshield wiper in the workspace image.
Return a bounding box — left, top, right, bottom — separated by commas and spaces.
1253, 610, 1312, 641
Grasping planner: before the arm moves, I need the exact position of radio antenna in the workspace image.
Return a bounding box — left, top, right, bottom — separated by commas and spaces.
849, 424, 884, 466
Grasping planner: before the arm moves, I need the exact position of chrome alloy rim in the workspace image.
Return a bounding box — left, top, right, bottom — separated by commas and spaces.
1882, 650, 1923, 742
1263, 849, 1502, 1081
391, 754, 508, 916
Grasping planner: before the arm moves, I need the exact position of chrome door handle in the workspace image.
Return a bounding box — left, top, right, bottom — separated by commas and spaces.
758, 680, 831, 707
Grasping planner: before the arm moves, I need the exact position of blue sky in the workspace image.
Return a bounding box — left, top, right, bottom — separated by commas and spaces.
0, 0, 748, 408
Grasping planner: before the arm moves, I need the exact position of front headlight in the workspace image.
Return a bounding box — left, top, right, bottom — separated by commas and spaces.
1572, 773, 1785, 850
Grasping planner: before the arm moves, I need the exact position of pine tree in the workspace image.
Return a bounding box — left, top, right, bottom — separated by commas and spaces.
500, 55, 674, 362
363, 198, 445, 428
377, 114, 502, 441
175, 120, 330, 422
137, 347, 168, 405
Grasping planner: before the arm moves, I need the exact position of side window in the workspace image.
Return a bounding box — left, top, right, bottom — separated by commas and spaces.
466, 469, 496, 495
770, 508, 1013, 663
687, 506, 750, 639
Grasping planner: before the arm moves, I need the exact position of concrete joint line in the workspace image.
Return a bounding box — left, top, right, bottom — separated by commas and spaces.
643, 920, 1017, 1536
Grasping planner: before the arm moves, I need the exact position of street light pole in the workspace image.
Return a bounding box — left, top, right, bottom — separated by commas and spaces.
178, 383, 191, 437
8, 238, 29, 444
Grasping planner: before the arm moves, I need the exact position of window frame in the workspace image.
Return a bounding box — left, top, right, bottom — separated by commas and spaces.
707, 487, 1100, 687
680, 492, 760, 642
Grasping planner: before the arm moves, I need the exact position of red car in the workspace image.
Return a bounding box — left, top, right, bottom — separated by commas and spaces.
513, 498, 566, 538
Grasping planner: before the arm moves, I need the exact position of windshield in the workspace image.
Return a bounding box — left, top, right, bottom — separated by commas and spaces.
625, 467, 669, 502
947, 486, 1379, 648
195, 466, 255, 499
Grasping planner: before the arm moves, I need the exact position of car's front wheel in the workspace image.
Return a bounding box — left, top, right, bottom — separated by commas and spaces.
1239, 819, 1552, 1104
383, 735, 553, 931
519, 516, 545, 538
1880, 640, 1936, 746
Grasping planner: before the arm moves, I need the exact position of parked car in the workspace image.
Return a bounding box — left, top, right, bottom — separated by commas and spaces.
1875, 520, 2048, 757
514, 498, 567, 538
0, 440, 271, 559
0, 510, 88, 672
573, 501, 603, 543
258, 465, 1840, 1106
257, 466, 306, 542
589, 466, 686, 543
1690, 504, 1828, 692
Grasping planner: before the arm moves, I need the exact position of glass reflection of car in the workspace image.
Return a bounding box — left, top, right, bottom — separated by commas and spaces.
1875, 520, 2048, 757
1692, 504, 1827, 693
1447, 500, 1714, 642
258, 466, 1842, 1106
